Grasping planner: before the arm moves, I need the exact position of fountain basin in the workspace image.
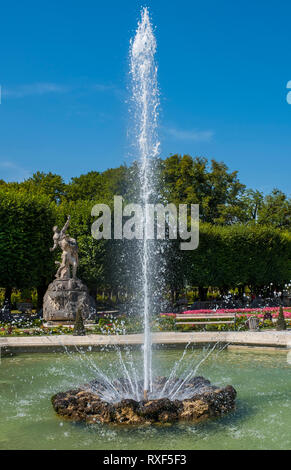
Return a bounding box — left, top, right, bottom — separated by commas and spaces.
51, 376, 236, 425
2, 349, 291, 449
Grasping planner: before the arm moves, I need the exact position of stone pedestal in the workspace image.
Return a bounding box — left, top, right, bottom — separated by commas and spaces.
43, 278, 95, 323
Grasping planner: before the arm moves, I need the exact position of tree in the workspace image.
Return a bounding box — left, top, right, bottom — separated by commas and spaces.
242, 189, 264, 222
64, 166, 130, 203
258, 189, 291, 229
65, 171, 104, 202
20, 172, 66, 204
0, 188, 56, 303
101, 165, 130, 200
184, 224, 291, 298
77, 235, 106, 298
161, 155, 246, 224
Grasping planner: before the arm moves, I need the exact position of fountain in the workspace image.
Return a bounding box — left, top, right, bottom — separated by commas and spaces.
129, 6, 160, 400
51, 7, 236, 425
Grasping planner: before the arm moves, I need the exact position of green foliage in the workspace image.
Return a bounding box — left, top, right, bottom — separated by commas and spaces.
64, 165, 130, 203
1, 155, 291, 300
65, 171, 104, 202
185, 224, 291, 292
19, 172, 66, 204
0, 188, 56, 291
153, 315, 177, 332
241, 189, 264, 223
101, 165, 130, 200
93, 315, 143, 334
258, 189, 291, 229
0, 323, 74, 336
161, 155, 246, 224
276, 306, 287, 331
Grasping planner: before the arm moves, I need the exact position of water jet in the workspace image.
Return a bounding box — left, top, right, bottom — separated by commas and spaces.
51, 7, 237, 425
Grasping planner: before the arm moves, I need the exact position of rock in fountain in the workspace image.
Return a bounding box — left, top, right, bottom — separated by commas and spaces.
52, 377, 236, 425
43, 216, 95, 323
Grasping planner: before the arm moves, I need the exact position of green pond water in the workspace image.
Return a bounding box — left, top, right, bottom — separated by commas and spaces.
0, 346, 291, 450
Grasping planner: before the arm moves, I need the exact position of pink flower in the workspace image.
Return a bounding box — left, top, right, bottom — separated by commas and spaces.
160, 306, 291, 318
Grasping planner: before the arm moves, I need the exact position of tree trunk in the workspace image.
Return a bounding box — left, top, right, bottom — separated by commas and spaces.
170, 289, 175, 306
198, 286, 208, 301
4, 286, 12, 305
89, 286, 97, 301
238, 285, 245, 300
220, 286, 229, 297
37, 284, 47, 311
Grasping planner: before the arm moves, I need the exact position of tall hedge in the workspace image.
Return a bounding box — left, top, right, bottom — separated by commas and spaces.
1, 186, 290, 302
185, 224, 291, 293
0, 189, 56, 295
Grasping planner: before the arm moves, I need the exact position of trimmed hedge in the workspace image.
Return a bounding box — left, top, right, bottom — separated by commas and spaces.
0, 188, 56, 291
184, 224, 291, 292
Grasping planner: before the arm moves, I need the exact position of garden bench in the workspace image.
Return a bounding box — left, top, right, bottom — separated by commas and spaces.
175, 313, 237, 330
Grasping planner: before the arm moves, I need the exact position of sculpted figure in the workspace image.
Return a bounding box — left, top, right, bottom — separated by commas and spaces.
50, 216, 78, 279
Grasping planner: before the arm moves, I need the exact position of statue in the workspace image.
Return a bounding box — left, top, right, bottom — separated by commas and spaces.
43, 215, 96, 323
50, 216, 78, 280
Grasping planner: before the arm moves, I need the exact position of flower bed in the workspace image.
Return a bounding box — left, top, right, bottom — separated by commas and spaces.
159, 307, 291, 332
161, 307, 291, 319
0, 324, 74, 337
1, 307, 290, 337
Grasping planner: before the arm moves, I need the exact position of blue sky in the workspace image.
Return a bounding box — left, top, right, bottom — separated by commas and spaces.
0, 0, 291, 194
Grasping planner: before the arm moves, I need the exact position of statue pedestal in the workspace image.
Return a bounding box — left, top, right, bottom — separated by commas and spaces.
43, 278, 95, 323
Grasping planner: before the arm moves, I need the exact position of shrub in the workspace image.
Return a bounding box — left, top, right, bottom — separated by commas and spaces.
73, 309, 86, 336
276, 306, 287, 331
